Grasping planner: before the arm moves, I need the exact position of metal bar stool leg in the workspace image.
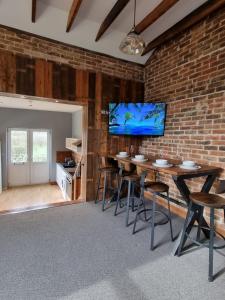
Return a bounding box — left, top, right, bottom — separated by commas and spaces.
150, 194, 156, 251
131, 183, 135, 212
167, 191, 174, 241
114, 178, 123, 216
177, 201, 193, 257
132, 188, 143, 234
140, 185, 147, 221
102, 172, 107, 212
143, 200, 147, 221
95, 171, 101, 204
115, 173, 120, 201
196, 206, 204, 242
126, 180, 132, 227
208, 208, 215, 282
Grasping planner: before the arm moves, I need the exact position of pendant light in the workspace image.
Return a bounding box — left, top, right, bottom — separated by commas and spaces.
119, 0, 145, 55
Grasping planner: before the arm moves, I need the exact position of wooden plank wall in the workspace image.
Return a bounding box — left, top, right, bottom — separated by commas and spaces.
101, 74, 144, 156
0, 50, 144, 201
0, 51, 16, 93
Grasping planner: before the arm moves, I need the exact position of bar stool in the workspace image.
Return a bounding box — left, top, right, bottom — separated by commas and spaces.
178, 192, 225, 282
114, 162, 143, 227
95, 156, 119, 212
133, 175, 174, 251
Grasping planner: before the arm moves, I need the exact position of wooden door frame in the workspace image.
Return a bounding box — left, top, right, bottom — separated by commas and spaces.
80, 104, 88, 201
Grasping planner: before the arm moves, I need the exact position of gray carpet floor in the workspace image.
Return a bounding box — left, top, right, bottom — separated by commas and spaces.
0, 202, 224, 300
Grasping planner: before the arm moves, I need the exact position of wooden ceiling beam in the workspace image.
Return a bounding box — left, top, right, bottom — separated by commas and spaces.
95, 0, 130, 42
142, 0, 225, 55
32, 0, 37, 23
66, 0, 83, 32
135, 0, 179, 34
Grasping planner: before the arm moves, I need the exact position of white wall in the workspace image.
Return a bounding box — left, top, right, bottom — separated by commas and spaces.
0, 142, 2, 193
72, 109, 82, 139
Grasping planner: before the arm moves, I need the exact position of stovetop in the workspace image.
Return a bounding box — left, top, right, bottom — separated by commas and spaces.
63, 162, 76, 168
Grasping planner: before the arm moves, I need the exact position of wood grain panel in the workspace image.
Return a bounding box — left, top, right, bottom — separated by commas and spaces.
120, 79, 127, 100
16, 55, 35, 95
63, 65, 75, 100
35, 59, 53, 98
88, 72, 96, 99
52, 63, 75, 101
56, 151, 72, 163
86, 181, 95, 201
76, 69, 89, 99
95, 73, 102, 129
88, 100, 95, 128
0, 51, 16, 93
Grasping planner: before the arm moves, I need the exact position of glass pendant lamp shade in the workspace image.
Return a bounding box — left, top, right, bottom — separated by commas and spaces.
119, 0, 145, 55
119, 28, 145, 55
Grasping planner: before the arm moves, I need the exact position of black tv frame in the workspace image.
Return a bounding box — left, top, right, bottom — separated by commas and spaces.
108, 102, 167, 137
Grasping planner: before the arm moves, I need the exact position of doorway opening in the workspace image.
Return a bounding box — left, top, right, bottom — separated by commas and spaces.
0, 93, 87, 214
8, 128, 51, 187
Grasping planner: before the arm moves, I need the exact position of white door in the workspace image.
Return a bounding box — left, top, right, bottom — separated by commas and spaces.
8, 129, 50, 187
30, 130, 50, 184
8, 129, 30, 186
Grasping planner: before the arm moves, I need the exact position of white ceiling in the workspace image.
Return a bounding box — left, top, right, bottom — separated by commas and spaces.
0, 95, 82, 113
0, 0, 207, 64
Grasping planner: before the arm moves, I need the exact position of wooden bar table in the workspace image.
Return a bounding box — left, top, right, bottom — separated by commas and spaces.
109, 154, 222, 255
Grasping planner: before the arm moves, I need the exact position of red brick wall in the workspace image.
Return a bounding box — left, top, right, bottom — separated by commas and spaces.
141, 8, 225, 225
0, 26, 144, 82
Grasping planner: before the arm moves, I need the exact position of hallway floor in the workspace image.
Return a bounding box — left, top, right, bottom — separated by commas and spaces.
0, 184, 66, 213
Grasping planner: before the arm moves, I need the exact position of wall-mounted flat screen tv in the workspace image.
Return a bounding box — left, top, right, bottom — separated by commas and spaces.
109, 102, 166, 136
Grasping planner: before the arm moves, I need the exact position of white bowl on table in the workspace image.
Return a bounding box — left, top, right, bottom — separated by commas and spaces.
135, 155, 145, 161
179, 160, 201, 170
119, 152, 128, 157
182, 160, 195, 167
156, 159, 168, 166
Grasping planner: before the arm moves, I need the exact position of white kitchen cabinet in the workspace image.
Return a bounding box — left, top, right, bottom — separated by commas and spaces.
56, 164, 66, 199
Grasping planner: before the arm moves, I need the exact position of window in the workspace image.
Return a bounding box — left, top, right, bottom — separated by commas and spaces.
10, 130, 28, 163
32, 131, 48, 163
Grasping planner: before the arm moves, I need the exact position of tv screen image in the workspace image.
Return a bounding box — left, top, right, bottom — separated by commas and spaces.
109, 102, 166, 136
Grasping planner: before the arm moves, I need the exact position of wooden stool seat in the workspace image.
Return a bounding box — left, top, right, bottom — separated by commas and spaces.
123, 174, 140, 182
121, 170, 134, 177
99, 167, 118, 173
145, 181, 169, 194
190, 192, 225, 209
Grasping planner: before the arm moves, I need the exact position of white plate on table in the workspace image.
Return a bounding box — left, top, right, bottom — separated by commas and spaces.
179, 164, 201, 170
131, 158, 148, 163
152, 162, 173, 168
116, 154, 129, 158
